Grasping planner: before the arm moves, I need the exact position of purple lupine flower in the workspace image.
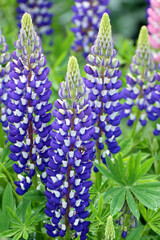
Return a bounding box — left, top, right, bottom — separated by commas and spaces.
45, 56, 95, 239
0, 29, 12, 133
122, 26, 159, 129
71, 0, 110, 57
83, 13, 122, 171
7, 13, 52, 195
147, 0, 160, 62
118, 203, 137, 239
17, 0, 53, 37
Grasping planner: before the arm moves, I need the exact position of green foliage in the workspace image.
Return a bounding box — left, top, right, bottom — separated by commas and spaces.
95, 152, 160, 219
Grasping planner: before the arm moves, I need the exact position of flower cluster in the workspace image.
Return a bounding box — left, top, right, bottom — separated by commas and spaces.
122, 26, 159, 129
83, 13, 122, 171
117, 203, 137, 239
17, 0, 53, 37
147, 0, 160, 62
71, 0, 110, 57
45, 56, 95, 239
7, 13, 52, 195
0, 29, 12, 133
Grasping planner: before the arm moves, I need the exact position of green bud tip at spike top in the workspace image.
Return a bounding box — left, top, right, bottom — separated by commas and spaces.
97, 13, 112, 41
137, 26, 150, 50
21, 12, 33, 30
105, 215, 115, 240
67, 56, 80, 79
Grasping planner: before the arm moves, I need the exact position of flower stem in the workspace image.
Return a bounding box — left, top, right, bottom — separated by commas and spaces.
131, 109, 141, 138
65, 227, 70, 240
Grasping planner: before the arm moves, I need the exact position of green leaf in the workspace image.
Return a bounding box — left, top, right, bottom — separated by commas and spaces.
16, 199, 30, 222
7, 207, 23, 225
1, 183, 14, 231
126, 189, 140, 220
106, 155, 123, 184
134, 182, 160, 188
103, 187, 122, 203
120, 138, 133, 157
0, 229, 20, 238
110, 188, 126, 215
24, 190, 46, 201
23, 229, 29, 239
127, 154, 136, 185
126, 225, 143, 240
131, 188, 157, 210
90, 203, 98, 219
149, 223, 160, 235
115, 154, 126, 184
98, 195, 103, 217
94, 163, 122, 184
25, 203, 32, 226
135, 158, 154, 181
13, 231, 22, 240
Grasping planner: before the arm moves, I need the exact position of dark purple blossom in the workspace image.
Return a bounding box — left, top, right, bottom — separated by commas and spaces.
17, 0, 53, 37
7, 13, 52, 195
122, 26, 159, 131
83, 13, 122, 171
45, 56, 95, 240
0, 29, 12, 133
118, 202, 137, 239
71, 0, 110, 57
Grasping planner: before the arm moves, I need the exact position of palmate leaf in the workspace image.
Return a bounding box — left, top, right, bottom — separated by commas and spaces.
7, 207, 23, 225
140, 207, 160, 236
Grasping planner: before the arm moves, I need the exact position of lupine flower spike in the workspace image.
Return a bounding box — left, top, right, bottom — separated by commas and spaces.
105, 215, 115, 240
45, 56, 95, 239
71, 0, 110, 57
17, 0, 53, 37
147, 0, 160, 62
122, 26, 159, 134
84, 13, 122, 171
0, 29, 12, 134
7, 13, 52, 195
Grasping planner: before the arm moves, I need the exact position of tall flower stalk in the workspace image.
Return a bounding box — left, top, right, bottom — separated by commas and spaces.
7, 13, 52, 195
122, 26, 159, 137
45, 56, 95, 239
84, 13, 122, 172
17, 0, 53, 37
0, 29, 12, 147
71, 0, 110, 57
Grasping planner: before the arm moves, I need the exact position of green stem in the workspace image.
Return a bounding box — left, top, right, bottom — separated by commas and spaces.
36, 222, 43, 240
131, 109, 141, 138
65, 227, 70, 240
95, 147, 102, 190
140, 224, 148, 238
